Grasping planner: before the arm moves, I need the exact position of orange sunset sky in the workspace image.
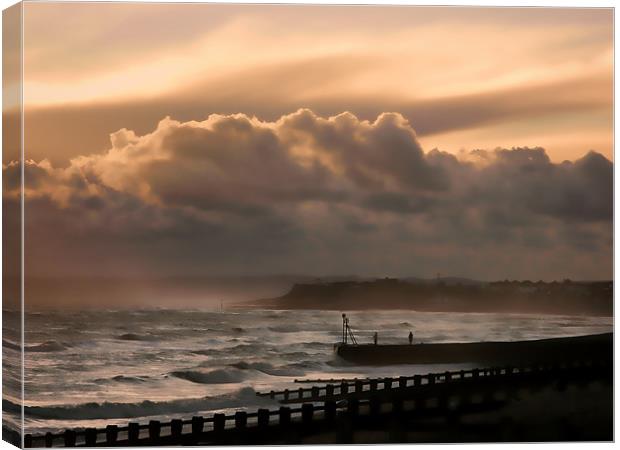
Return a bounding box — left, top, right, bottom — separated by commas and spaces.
18, 4, 612, 163
3, 4, 613, 284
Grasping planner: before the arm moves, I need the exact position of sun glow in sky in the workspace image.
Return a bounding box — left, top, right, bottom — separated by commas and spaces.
19, 4, 612, 163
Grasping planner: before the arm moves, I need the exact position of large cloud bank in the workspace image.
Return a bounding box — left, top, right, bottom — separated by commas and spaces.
5, 109, 612, 280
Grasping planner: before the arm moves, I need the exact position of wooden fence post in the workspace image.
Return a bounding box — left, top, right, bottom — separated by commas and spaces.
370, 379, 378, 392
326, 384, 334, 398
384, 377, 393, 389
170, 419, 183, 443
85, 428, 97, 446
302, 403, 314, 424
63, 430, 76, 447
428, 374, 435, 385
444, 372, 452, 383
312, 387, 320, 399
44, 432, 53, 448
191, 416, 204, 438
399, 376, 407, 389
298, 388, 304, 400
324, 401, 337, 422
355, 380, 363, 393
279, 407, 291, 427
213, 413, 226, 433
149, 420, 161, 444
105, 425, 118, 446
413, 375, 422, 386
340, 382, 349, 395
284, 389, 290, 401
257, 409, 270, 428
235, 412, 247, 429
128, 422, 140, 445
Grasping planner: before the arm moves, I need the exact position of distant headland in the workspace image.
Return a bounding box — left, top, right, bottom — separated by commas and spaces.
249, 278, 612, 316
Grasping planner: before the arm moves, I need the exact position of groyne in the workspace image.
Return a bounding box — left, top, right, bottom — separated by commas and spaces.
24, 358, 612, 446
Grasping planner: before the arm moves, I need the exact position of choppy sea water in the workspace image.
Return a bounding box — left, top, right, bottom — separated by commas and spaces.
2, 309, 612, 435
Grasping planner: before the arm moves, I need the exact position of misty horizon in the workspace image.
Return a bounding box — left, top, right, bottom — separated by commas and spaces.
17, 273, 613, 282
13, 274, 612, 312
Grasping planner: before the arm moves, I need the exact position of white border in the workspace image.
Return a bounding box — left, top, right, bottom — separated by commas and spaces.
0, 2, 615, 450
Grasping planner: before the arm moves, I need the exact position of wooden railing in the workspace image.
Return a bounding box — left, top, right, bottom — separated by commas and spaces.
24, 359, 610, 447
256, 359, 605, 403
26, 405, 323, 448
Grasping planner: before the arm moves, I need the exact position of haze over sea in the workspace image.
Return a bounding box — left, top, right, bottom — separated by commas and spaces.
3, 309, 612, 435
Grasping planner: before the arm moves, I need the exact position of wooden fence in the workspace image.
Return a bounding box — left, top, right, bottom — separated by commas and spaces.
256, 359, 606, 404
24, 359, 610, 447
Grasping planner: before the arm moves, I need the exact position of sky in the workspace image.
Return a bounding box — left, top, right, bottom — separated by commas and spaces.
4, 4, 613, 283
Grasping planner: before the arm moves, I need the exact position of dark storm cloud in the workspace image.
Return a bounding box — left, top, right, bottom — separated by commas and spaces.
470, 147, 612, 223
10, 110, 612, 280
363, 192, 434, 214
146, 114, 341, 211
279, 110, 451, 192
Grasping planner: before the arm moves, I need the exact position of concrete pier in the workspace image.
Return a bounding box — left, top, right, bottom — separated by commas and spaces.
334, 332, 612, 365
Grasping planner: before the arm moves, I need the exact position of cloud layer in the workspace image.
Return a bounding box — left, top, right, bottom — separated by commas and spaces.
6, 110, 612, 280
19, 5, 613, 165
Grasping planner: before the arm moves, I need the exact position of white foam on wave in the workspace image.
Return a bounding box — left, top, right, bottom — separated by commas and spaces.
15, 309, 612, 434
170, 368, 249, 384
14, 387, 269, 420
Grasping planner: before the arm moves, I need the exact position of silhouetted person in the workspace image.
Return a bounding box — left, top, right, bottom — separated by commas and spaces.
409, 331, 413, 345
373, 332, 378, 345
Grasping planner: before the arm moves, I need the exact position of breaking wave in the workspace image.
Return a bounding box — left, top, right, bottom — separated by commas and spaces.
229, 361, 305, 377
116, 333, 158, 341
3, 340, 70, 353
170, 369, 248, 384
2, 339, 20, 351
93, 375, 151, 384
8, 388, 265, 420
191, 343, 263, 357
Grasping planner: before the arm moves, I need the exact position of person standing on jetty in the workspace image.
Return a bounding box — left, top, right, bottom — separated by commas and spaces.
409, 331, 413, 345
373, 332, 378, 345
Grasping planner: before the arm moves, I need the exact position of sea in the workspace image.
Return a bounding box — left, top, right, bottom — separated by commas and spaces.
2, 309, 612, 435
